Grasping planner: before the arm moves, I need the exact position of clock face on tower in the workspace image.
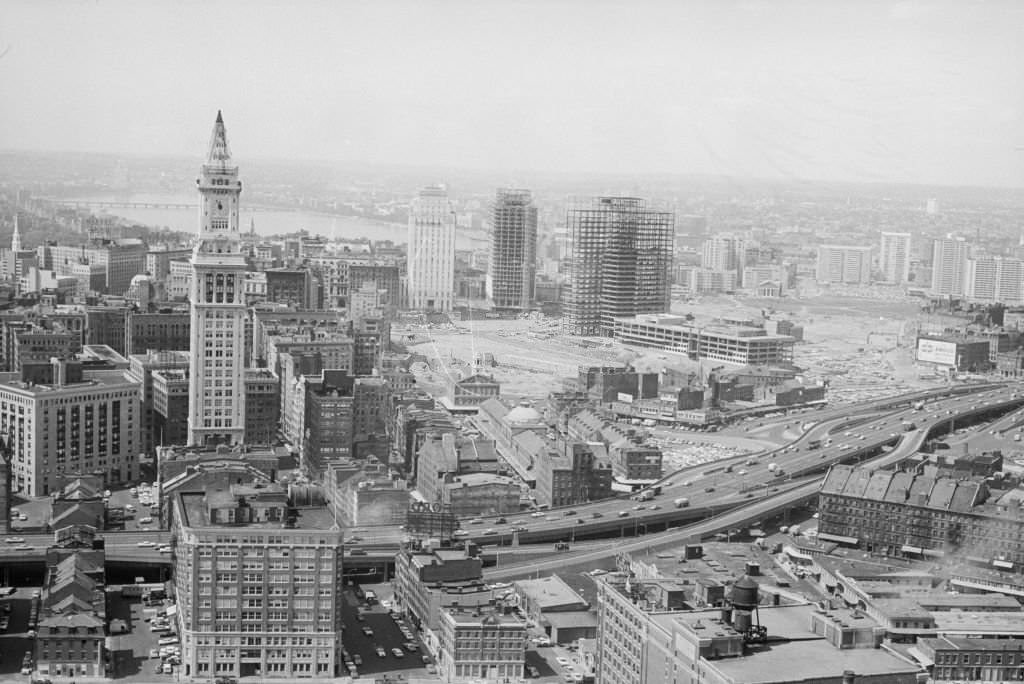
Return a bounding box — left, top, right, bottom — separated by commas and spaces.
210, 196, 230, 231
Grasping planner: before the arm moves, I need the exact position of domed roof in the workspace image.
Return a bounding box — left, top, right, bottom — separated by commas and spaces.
506, 404, 542, 424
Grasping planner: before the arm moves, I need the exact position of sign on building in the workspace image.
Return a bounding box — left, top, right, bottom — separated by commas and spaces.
405, 501, 458, 538
916, 338, 958, 366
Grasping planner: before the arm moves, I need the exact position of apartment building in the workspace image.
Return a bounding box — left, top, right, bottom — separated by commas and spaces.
819, 464, 1024, 567
815, 245, 872, 285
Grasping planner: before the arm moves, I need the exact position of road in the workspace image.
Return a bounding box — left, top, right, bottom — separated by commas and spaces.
0, 381, 1017, 565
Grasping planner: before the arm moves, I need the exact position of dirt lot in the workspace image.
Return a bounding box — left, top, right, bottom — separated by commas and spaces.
399, 290, 945, 408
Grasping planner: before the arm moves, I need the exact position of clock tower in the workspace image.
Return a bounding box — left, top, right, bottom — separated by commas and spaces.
187, 111, 248, 446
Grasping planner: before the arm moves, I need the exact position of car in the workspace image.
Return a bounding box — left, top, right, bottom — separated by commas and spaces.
534, 636, 553, 646
130, 488, 138, 496
159, 546, 172, 554
139, 517, 154, 524
563, 509, 577, 517
576, 518, 587, 524
4, 537, 25, 544
704, 487, 715, 493
452, 529, 469, 537
545, 515, 558, 521
355, 613, 365, 622
557, 657, 571, 666
137, 540, 156, 547
392, 648, 404, 658
649, 504, 661, 510
495, 517, 507, 524
362, 627, 373, 637
404, 641, 418, 651
530, 512, 544, 518
18, 514, 26, 521
353, 655, 362, 666
126, 504, 136, 511
469, 518, 484, 525
149, 649, 161, 659
376, 647, 387, 658
421, 654, 432, 664
632, 504, 644, 510
511, 526, 528, 533
528, 665, 541, 678
588, 569, 607, 577
591, 512, 603, 519
483, 528, 497, 535
15, 545, 33, 551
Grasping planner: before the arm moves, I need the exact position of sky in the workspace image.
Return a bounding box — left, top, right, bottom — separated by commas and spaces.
1, 0, 1023, 187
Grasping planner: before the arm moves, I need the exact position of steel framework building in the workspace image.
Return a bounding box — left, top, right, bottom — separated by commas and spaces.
565, 197, 674, 336
487, 188, 537, 310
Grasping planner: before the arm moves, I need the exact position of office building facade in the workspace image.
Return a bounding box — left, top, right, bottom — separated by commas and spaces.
407, 185, 456, 311
187, 112, 248, 445
170, 486, 344, 679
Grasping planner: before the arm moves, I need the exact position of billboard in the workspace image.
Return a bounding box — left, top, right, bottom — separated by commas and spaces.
617, 392, 634, 403
917, 338, 958, 366
405, 501, 459, 538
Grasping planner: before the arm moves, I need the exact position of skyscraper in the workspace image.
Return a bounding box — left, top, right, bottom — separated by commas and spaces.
931, 235, 970, 297
878, 232, 912, 284
407, 185, 456, 311
566, 197, 674, 336
487, 188, 537, 310
187, 111, 248, 446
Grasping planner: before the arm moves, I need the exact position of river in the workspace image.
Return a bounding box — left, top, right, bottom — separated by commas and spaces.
80, 194, 486, 249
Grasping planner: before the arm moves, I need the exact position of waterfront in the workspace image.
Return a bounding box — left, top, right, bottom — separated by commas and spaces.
78, 194, 487, 248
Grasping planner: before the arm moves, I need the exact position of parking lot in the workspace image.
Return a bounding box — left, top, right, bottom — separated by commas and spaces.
341, 584, 434, 680
106, 591, 179, 681
0, 587, 39, 677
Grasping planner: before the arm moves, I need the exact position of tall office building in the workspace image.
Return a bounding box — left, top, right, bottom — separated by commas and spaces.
931, 236, 970, 296
815, 245, 872, 285
171, 485, 344, 678
187, 112, 248, 445
407, 185, 456, 311
878, 232, 912, 284
565, 197, 674, 336
487, 188, 537, 310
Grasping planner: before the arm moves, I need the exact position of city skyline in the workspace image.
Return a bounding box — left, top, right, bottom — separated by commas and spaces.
1, 1, 1023, 188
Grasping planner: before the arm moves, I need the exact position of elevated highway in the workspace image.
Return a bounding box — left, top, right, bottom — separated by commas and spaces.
0, 382, 1017, 579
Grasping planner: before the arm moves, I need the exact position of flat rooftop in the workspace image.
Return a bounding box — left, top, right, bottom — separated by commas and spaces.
178, 491, 339, 531
515, 575, 587, 609
0, 369, 136, 393
663, 606, 917, 683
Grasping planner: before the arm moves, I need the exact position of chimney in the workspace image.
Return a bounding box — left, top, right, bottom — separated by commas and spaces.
842, 671, 856, 684
52, 357, 68, 387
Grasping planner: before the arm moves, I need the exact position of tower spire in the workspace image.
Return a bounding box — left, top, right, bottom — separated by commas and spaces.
207, 110, 232, 164
11, 214, 22, 253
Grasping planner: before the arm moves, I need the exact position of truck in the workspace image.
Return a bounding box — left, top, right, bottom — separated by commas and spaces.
633, 489, 655, 502
902, 421, 917, 432
674, 497, 690, 508
641, 419, 657, 427
912, 400, 925, 411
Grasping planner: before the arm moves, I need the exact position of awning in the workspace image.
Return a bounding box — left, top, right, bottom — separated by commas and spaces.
817, 532, 858, 545
922, 549, 945, 558
901, 545, 923, 554
993, 560, 1014, 570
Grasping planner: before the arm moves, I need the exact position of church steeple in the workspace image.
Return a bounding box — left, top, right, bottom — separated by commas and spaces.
206, 110, 233, 165
11, 214, 22, 253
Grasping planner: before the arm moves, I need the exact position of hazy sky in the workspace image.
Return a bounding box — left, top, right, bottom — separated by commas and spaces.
2, 0, 1023, 187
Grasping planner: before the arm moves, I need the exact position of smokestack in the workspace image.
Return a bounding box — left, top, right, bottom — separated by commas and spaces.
842, 671, 856, 684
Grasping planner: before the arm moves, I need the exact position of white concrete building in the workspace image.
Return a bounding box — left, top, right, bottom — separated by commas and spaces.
187, 112, 248, 445
879, 232, 911, 284
931, 236, 970, 297
407, 185, 456, 311
815, 245, 872, 285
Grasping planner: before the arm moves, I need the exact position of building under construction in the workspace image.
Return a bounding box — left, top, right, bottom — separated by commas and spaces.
488, 188, 538, 310
565, 197, 674, 336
